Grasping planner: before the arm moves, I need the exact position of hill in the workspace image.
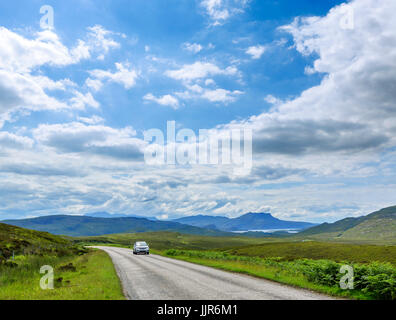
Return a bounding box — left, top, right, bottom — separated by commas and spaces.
2, 215, 241, 237
0, 222, 74, 263
173, 212, 316, 232
298, 205, 396, 243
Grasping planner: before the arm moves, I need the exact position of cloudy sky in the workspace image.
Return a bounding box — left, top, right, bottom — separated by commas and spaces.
0, 0, 395, 222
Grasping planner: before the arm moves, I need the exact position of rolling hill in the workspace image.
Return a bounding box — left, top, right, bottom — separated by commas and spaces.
2, 215, 240, 237
173, 212, 316, 232
298, 205, 396, 242
0, 222, 74, 263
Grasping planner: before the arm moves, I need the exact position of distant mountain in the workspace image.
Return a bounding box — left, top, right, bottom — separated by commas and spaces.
173, 212, 316, 232
84, 212, 158, 221
299, 205, 396, 242
2, 215, 237, 237
172, 215, 230, 230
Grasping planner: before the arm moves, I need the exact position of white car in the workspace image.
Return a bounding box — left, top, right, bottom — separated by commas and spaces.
133, 241, 150, 255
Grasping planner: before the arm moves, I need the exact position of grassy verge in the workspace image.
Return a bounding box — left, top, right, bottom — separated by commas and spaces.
0, 249, 124, 300
157, 249, 396, 300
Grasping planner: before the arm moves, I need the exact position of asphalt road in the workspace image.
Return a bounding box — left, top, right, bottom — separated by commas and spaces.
93, 246, 334, 300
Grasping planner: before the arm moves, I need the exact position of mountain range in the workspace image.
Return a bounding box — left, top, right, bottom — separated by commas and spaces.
173, 212, 316, 232
2, 212, 315, 237
3, 206, 395, 242
297, 205, 396, 242
2, 215, 234, 237
84, 212, 158, 221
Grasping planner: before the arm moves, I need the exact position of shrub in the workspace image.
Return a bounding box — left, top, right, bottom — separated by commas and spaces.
164, 249, 396, 300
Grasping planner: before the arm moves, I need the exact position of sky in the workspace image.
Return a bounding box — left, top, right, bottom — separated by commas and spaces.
0, 0, 395, 223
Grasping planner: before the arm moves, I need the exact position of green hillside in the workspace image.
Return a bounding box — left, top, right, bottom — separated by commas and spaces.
0, 222, 75, 263
0, 223, 124, 300
299, 206, 396, 243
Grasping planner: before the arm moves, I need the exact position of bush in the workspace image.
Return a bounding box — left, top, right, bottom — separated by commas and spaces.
164, 249, 396, 300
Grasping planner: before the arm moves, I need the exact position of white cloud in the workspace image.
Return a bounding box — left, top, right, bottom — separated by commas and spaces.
0, 25, 121, 124
217, 0, 396, 165
200, 0, 250, 25
0, 25, 119, 73
77, 115, 105, 125
85, 78, 103, 92
88, 62, 139, 89
246, 45, 266, 59
33, 122, 145, 161
70, 91, 100, 110
0, 131, 34, 149
0, 69, 69, 114
165, 61, 238, 81
86, 25, 121, 60
264, 94, 283, 106
202, 88, 243, 103
182, 42, 203, 54
0, 28, 75, 73
175, 84, 243, 104
143, 93, 180, 109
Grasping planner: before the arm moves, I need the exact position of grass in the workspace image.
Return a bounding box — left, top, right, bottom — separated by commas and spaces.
157, 252, 358, 299
160, 250, 396, 300
72, 231, 268, 251
0, 222, 75, 263
226, 241, 396, 265
0, 249, 124, 300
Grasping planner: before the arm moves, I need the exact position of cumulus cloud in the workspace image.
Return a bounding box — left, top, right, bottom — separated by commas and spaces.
201, 88, 243, 103
175, 84, 243, 104
216, 0, 396, 159
143, 93, 180, 109
33, 122, 145, 161
0, 25, 120, 122
0, 131, 33, 149
182, 42, 203, 54
165, 61, 238, 81
86, 25, 121, 60
88, 62, 139, 89
200, 0, 250, 25
246, 45, 266, 59
0, 25, 119, 73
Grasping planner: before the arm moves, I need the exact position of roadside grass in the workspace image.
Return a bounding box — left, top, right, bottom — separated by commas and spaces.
0, 249, 124, 300
158, 249, 396, 300
227, 241, 396, 265
155, 252, 359, 299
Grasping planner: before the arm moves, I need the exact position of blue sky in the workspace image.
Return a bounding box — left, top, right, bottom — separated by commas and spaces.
0, 0, 396, 222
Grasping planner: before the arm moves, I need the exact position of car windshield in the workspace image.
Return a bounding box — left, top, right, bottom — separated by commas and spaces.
136, 242, 147, 246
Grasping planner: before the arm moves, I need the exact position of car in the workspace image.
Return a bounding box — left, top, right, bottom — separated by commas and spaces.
133, 241, 150, 255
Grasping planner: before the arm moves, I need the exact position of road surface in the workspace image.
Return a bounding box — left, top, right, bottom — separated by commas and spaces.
93, 246, 334, 300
